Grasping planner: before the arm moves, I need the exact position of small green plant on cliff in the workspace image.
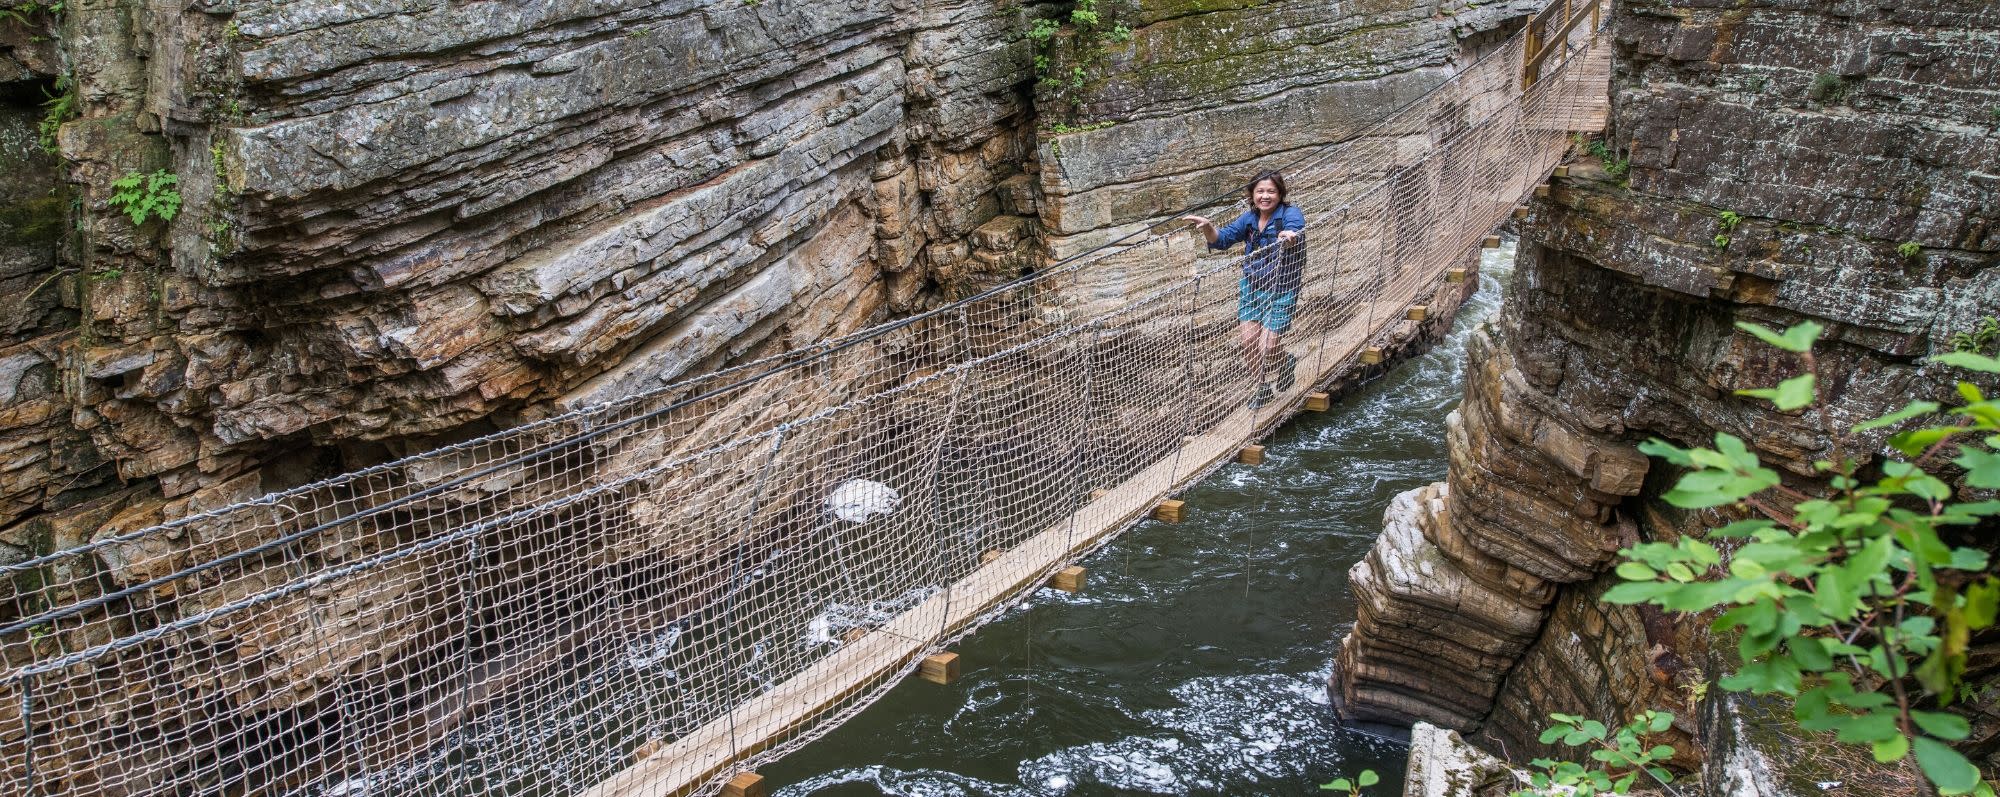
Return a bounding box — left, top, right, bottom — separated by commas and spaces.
1, 1, 62, 27
1027, 0, 1132, 124
1809, 72, 1850, 105
1514, 711, 1678, 797
1898, 241, 1922, 259
37, 75, 74, 156
1950, 316, 1999, 356
1711, 210, 1742, 250
1605, 320, 2000, 796
107, 170, 182, 226
1578, 135, 1630, 182
1318, 769, 1378, 795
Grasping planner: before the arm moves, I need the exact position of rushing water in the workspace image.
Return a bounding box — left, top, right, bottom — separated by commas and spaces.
758, 244, 1516, 797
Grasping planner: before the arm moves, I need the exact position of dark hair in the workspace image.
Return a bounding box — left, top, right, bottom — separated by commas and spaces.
1245, 170, 1288, 204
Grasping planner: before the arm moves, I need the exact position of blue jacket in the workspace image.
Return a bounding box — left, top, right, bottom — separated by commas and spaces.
1209, 204, 1305, 294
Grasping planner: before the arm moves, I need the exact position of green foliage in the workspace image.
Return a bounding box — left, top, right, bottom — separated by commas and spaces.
1581, 136, 1630, 181
37, 75, 74, 156
1514, 711, 1676, 797
107, 170, 182, 226
1605, 320, 2000, 796
1027, 0, 1130, 124
1809, 72, 1849, 104
1712, 211, 1742, 250
1047, 120, 1113, 135
1948, 316, 1999, 356
1899, 241, 1922, 259
1, 1, 62, 27
1319, 769, 1379, 795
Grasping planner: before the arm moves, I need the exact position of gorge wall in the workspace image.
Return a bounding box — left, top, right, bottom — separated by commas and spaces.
0, 0, 1536, 597
0, 0, 1550, 793
1337, 0, 2000, 792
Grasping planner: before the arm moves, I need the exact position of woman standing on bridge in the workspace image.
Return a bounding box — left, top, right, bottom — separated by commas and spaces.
1180, 170, 1306, 409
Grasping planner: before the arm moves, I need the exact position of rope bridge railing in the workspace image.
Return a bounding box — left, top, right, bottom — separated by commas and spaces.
0, 13, 1606, 797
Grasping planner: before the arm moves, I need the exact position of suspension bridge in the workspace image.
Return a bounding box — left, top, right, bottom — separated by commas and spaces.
2, 5, 1608, 797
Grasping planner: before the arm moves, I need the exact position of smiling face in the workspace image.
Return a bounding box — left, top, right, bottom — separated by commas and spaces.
1250, 178, 1282, 213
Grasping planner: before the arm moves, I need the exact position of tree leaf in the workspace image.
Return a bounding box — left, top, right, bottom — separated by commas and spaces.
1637, 438, 1693, 466
1871, 732, 1909, 763
1934, 351, 2000, 374
1913, 736, 1982, 794
1603, 581, 1677, 604
1953, 447, 2000, 489
1911, 711, 1972, 741
1856, 400, 1942, 432
1357, 770, 1379, 787
1737, 320, 1821, 353
1737, 374, 1817, 410
1965, 579, 2000, 628
1616, 562, 1658, 581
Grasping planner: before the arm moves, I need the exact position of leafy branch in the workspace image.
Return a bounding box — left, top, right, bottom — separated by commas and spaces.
1514, 711, 1680, 797
1605, 320, 2000, 795
107, 170, 182, 226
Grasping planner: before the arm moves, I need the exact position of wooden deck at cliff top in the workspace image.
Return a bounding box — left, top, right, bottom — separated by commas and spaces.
591, 34, 1614, 797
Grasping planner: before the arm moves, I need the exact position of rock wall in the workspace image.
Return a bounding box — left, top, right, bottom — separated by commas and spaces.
0, 0, 1549, 578
0, 0, 1554, 793
1338, 0, 2000, 791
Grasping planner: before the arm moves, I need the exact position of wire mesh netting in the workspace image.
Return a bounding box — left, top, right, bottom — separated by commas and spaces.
1, 10, 1608, 797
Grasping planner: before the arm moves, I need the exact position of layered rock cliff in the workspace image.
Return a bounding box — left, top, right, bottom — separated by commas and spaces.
0, 0, 1553, 792
0, 0, 1545, 577
1338, 0, 2000, 791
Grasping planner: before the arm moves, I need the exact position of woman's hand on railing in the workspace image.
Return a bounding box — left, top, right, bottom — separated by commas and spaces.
1181, 215, 1218, 245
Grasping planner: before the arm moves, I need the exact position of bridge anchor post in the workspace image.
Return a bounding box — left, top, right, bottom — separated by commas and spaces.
1049, 566, 1087, 593
920, 652, 961, 685
723, 772, 769, 797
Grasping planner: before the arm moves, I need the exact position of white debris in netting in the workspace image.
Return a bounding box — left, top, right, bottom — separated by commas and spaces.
826, 478, 903, 523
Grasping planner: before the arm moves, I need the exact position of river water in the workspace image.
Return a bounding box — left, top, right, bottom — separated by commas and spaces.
761, 245, 1514, 797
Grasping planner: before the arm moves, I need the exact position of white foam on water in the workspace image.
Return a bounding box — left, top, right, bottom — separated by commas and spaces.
624, 623, 683, 670
1014, 665, 1365, 793
775, 764, 1040, 797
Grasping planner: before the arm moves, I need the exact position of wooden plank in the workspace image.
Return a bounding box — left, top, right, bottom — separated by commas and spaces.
1049, 566, 1087, 593
722, 773, 767, 797
1481, 235, 1501, 249
918, 653, 960, 685
1533, 185, 1551, 199
1406, 305, 1429, 321
1151, 499, 1186, 523
1524, 0, 1601, 77
1360, 347, 1384, 365
1236, 444, 1265, 465
580, 268, 1442, 797
1512, 205, 1529, 220
1445, 268, 1467, 284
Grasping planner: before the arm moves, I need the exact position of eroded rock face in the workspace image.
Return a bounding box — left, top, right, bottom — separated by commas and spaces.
2, 0, 1555, 793
1344, 0, 2000, 791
